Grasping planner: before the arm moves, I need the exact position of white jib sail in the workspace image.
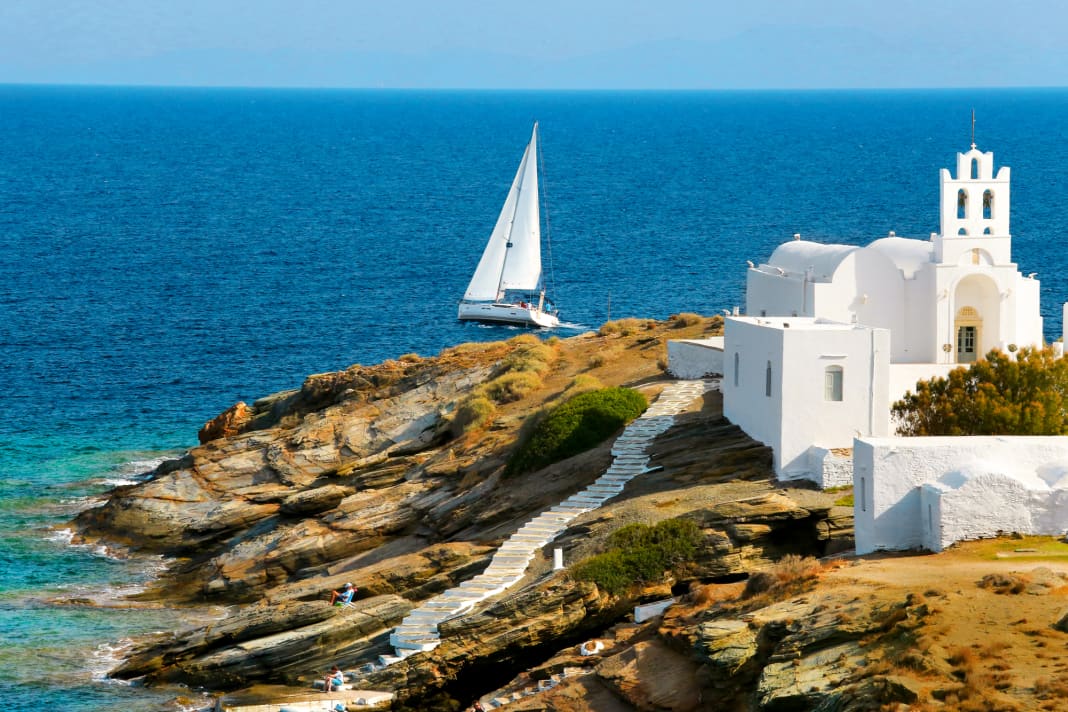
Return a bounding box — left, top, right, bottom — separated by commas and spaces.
463, 124, 542, 301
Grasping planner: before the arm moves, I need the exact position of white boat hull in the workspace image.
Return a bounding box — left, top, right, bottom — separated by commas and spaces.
458, 302, 559, 328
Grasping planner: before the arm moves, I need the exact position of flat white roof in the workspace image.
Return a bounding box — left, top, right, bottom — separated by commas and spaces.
728, 316, 862, 332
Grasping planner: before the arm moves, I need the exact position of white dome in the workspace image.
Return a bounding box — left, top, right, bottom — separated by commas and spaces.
867, 237, 933, 280
765, 241, 857, 282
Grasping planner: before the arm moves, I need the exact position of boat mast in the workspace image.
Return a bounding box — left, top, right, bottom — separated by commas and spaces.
495, 122, 537, 303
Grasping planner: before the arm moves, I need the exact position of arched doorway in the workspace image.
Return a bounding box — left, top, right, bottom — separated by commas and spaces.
955, 306, 981, 363
952, 274, 1001, 364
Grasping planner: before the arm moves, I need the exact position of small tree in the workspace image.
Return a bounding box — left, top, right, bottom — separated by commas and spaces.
892, 346, 1068, 436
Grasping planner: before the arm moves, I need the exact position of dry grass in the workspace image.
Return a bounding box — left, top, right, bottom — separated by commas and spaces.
565, 374, 603, 396
742, 554, 825, 599
978, 573, 1029, 595
450, 395, 496, 435
668, 312, 704, 328
501, 340, 556, 374
599, 318, 655, 337
479, 371, 543, 403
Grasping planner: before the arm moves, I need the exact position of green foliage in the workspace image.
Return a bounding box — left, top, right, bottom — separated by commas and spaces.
507, 387, 647, 475
892, 346, 1068, 436
572, 519, 702, 596
834, 493, 854, 507
451, 395, 496, 434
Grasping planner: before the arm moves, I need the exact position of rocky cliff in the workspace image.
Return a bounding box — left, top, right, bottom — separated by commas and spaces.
74, 318, 868, 709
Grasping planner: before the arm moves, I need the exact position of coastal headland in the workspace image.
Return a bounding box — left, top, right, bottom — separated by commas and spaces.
72, 317, 1068, 711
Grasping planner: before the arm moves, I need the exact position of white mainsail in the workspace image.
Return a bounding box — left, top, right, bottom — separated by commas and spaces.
463, 124, 542, 302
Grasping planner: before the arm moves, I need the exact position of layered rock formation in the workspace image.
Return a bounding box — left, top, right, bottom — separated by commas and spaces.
74, 321, 867, 708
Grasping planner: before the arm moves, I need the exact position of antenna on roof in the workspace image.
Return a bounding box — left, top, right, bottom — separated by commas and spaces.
971, 109, 976, 150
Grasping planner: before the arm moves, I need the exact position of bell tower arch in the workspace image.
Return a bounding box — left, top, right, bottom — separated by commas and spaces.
935, 146, 1011, 266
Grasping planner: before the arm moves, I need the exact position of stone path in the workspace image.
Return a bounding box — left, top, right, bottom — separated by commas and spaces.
382, 380, 715, 665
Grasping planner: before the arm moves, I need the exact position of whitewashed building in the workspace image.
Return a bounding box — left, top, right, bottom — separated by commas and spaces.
719, 144, 1045, 485
854, 437, 1068, 553
672, 142, 1068, 553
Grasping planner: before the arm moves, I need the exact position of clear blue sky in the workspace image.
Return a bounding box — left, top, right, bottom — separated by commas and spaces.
2, 0, 1067, 89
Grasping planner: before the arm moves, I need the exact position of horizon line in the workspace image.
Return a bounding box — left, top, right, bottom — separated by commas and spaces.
3, 81, 1068, 93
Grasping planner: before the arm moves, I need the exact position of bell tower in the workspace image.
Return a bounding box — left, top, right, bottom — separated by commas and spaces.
934, 145, 1011, 265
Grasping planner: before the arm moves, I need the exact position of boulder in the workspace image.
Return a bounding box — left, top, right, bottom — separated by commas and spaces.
595, 639, 702, 711
199, 401, 254, 444
113, 595, 412, 690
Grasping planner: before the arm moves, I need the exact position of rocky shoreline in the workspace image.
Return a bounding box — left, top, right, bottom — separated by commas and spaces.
73, 320, 862, 710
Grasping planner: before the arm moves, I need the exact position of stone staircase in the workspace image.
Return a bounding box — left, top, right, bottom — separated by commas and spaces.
384, 379, 716, 664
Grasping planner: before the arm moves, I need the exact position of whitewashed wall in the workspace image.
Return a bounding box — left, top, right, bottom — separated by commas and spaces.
724, 318, 889, 481
723, 318, 785, 472
666, 338, 723, 379
855, 436, 1068, 554
746, 269, 808, 318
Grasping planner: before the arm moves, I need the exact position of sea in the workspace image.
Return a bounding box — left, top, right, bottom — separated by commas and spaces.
3, 85, 1068, 710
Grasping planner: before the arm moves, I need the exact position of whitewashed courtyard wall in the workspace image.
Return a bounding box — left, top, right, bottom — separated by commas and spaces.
666, 338, 723, 379
855, 436, 1068, 554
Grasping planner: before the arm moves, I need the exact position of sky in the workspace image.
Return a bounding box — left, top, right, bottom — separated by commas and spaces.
2, 0, 1068, 89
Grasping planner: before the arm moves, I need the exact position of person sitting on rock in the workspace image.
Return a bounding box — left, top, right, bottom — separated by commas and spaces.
323, 664, 344, 692
329, 582, 356, 606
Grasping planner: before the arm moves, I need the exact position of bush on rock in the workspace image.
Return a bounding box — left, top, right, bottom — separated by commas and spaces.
507, 387, 647, 476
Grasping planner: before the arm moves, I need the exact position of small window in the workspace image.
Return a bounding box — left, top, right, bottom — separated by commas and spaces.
972, 248, 980, 265
824, 365, 843, 401
733, 352, 739, 387
957, 189, 968, 219
957, 228, 968, 236
971, 158, 979, 180
765, 360, 772, 397
983, 190, 993, 219
859, 477, 866, 512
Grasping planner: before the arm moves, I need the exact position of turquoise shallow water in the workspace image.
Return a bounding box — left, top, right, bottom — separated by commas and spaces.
5, 85, 1068, 710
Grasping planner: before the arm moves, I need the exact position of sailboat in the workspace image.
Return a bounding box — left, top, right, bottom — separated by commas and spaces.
458, 123, 559, 328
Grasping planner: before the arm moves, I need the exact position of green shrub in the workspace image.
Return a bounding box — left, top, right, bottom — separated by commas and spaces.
507, 387, 647, 475
572, 519, 702, 596
451, 395, 496, 434
479, 371, 542, 403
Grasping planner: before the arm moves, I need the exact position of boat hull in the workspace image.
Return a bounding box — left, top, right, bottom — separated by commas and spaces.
458, 302, 559, 328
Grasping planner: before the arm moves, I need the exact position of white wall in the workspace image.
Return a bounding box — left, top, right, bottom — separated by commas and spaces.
1010, 274, 1043, 349
746, 269, 807, 318
887, 362, 957, 413
723, 319, 785, 472
666, 339, 724, 379
724, 318, 889, 481
855, 436, 1068, 554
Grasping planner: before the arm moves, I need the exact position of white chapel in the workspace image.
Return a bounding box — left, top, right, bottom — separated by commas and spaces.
722, 144, 1043, 483
670, 143, 1068, 553
666, 141, 1068, 555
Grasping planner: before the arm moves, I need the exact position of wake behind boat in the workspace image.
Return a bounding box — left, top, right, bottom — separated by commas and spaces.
458, 123, 559, 328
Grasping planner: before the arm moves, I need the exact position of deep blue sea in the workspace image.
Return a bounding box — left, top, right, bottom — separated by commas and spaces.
4, 85, 1068, 710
